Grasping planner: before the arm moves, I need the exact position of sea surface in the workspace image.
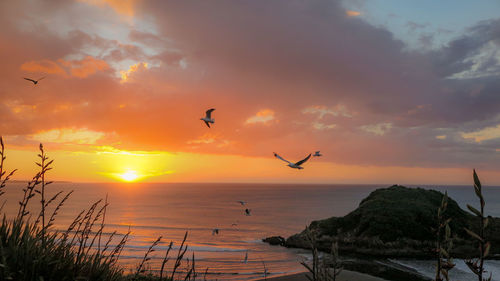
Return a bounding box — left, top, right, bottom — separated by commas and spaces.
2, 182, 500, 280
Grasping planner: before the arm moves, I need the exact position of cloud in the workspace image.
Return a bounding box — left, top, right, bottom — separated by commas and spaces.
407, 104, 432, 116
461, 124, 500, 143
245, 109, 276, 125
303, 105, 353, 119
21, 60, 66, 75
312, 122, 336, 130
431, 19, 500, 78
2, 0, 500, 172
361, 123, 393, 136
346, 10, 361, 17
187, 133, 232, 148
418, 34, 434, 49
187, 134, 215, 145
120, 62, 148, 82
29, 128, 106, 144
94, 145, 172, 156
406, 21, 429, 33
78, 0, 140, 17
21, 56, 110, 78
4, 100, 37, 115
66, 56, 110, 78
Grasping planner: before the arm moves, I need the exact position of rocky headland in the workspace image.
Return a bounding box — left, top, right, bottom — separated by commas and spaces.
263, 185, 500, 281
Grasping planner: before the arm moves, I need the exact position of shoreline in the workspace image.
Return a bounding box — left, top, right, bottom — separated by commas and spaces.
252, 270, 389, 281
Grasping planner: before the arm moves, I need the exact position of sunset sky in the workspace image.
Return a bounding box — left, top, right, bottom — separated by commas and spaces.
1, 0, 500, 184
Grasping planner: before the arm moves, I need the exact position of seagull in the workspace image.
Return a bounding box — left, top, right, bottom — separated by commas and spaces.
243, 251, 248, 264
245, 209, 251, 216
23, 76, 45, 85
231, 223, 238, 227
200, 108, 215, 128
273, 152, 312, 169
236, 200, 246, 206
313, 151, 322, 157
212, 228, 219, 235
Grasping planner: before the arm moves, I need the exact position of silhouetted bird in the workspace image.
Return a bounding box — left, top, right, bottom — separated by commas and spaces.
273, 152, 311, 169
212, 228, 220, 235
245, 209, 251, 216
23, 76, 45, 85
237, 200, 246, 206
313, 151, 322, 157
201, 108, 215, 128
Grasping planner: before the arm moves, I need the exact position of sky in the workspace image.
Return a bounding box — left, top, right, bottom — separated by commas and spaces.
0, 0, 500, 185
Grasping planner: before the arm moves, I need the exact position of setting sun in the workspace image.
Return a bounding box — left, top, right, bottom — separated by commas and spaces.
120, 171, 139, 182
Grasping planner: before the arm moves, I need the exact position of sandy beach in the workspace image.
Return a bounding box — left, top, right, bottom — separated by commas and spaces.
254, 270, 389, 281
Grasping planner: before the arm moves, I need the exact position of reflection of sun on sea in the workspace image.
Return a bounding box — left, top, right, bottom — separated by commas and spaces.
120, 171, 139, 182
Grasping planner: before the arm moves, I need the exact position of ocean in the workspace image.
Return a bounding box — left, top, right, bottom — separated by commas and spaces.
1, 182, 500, 280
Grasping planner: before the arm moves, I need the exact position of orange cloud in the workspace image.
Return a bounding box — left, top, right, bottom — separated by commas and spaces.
66, 56, 110, 78
21, 60, 65, 75
21, 56, 110, 78
346, 10, 361, 17
187, 133, 216, 145
79, 0, 139, 17
461, 125, 500, 143
245, 109, 276, 125
29, 128, 106, 145
187, 133, 232, 148
4, 100, 37, 115
120, 62, 148, 83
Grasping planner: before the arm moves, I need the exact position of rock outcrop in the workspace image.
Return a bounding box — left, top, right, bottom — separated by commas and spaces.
266, 185, 500, 258
262, 236, 286, 246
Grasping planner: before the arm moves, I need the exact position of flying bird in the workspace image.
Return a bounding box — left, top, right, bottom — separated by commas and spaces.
212, 228, 220, 235
231, 223, 238, 227
273, 152, 312, 169
245, 209, 251, 216
236, 200, 246, 206
23, 76, 45, 85
200, 108, 215, 128
313, 151, 322, 157
243, 251, 248, 264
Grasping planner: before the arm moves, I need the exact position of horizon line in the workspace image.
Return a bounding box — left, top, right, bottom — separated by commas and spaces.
5, 179, 493, 187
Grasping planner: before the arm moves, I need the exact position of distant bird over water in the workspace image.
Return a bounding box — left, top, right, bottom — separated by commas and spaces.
236, 200, 246, 206
273, 152, 311, 169
313, 151, 322, 157
245, 209, 251, 216
212, 228, 219, 235
23, 76, 45, 85
201, 108, 215, 128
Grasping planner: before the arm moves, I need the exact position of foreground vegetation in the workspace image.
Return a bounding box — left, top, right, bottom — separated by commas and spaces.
0, 138, 197, 281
